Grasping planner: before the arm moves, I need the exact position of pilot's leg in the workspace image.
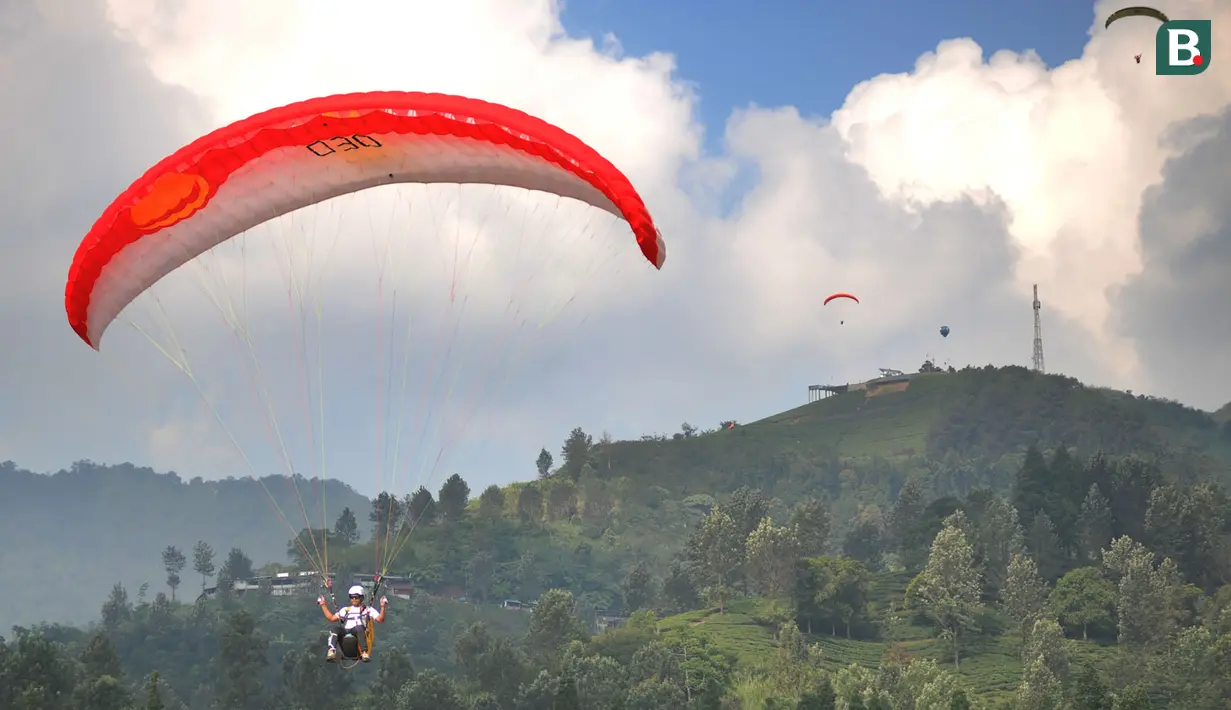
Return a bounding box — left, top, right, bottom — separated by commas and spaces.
326, 625, 343, 661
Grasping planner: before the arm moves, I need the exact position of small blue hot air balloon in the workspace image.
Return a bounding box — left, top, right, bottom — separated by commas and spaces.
939, 325, 950, 338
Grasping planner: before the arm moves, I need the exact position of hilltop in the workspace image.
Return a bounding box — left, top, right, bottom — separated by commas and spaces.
602, 366, 1231, 521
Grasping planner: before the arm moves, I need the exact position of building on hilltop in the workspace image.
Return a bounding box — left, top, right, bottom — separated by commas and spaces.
808, 368, 917, 403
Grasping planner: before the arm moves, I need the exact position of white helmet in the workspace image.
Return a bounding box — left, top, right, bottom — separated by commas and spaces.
348, 585, 365, 597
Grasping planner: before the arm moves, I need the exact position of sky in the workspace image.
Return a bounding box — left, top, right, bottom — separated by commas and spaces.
1, 0, 1229, 504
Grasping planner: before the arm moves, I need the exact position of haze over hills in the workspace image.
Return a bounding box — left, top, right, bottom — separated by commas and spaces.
4, 365, 1229, 626
0, 461, 369, 625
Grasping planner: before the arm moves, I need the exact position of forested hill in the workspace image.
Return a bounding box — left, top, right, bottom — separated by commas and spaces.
5, 366, 1229, 627
600, 365, 1231, 523
0, 460, 368, 625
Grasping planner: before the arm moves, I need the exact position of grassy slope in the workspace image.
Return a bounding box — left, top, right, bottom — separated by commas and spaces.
604, 369, 1231, 498
653, 574, 1120, 703
752, 373, 954, 458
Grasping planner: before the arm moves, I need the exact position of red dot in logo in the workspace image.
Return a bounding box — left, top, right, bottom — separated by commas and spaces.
1195, 55, 1205, 65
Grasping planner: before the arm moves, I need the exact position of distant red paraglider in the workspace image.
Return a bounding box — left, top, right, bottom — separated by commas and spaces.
1135, 53, 1142, 63
822, 292, 858, 306
823, 292, 858, 325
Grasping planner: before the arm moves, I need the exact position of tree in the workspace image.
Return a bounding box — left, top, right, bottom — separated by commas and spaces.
215, 608, 268, 709
536, 448, 554, 479
370, 492, 403, 536
1012, 445, 1051, 524
160, 545, 186, 602
1144, 485, 1196, 573
333, 507, 359, 545
1049, 567, 1115, 640
745, 517, 802, 600
796, 556, 870, 637
192, 540, 216, 591
144, 671, 166, 710
397, 669, 465, 710
578, 471, 614, 520
1107, 458, 1163, 542
1027, 512, 1064, 581
564, 650, 627, 709
977, 497, 1024, 596
81, 631, 124, 679
477, 485, 505, 520
1113, 684, 1150, 710
553, 672, 582, 709
453, 622, 526, 702
74, 675, 132, 710
1103, 535, 1184, 649
844, 515, 886, 571
544, 478, 579, 521
625, 678, 687, 708
906, 522, 982, 668
560, 427, 594, 481
406, 486, 437, 528
797, 676, 837, 710
1070, 664, 1112, 710
1016, 656, 1063, 710
371, 647, 416, 705
438, 473, 471, 523
1047, 445, 1086, 544
287, 527, 328, 568
526, 589, 589, 662
149, 592, 172, 630
889, 478, 928, 562
3, 631, 79, 710
595, 430, 615, 473
790, 498, 832, 558
1022, 618, 1070, 683
219, 547, 254, 582
280, 640, 353, 710
455, 621, 493, 681
622, 562, 654, 612
1002, 553, 1049, 646
687, 508, 745, 613
660, 559, 701, 613
1184, 483, 1231, 589
465, 551, 497, 603
1076, 484, 1113, 564
516, 485, 543, 523
100, 582, 131, 629
722, 486, 769, 539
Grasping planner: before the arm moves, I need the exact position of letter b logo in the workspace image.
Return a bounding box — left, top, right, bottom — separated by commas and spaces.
1156, 20, 1212, 75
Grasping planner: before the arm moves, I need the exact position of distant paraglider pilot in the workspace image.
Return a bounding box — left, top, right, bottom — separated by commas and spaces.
1104, 6, 1169, 64
823, 292, 858, 327
319, 585, 387, 662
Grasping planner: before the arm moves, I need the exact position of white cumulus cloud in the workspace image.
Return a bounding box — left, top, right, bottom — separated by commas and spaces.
0, 0, 1228, 497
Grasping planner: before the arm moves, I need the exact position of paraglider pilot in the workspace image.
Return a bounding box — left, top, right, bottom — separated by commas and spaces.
318, 585, 387, 662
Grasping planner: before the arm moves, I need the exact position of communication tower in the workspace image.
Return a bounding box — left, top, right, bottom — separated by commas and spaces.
1031, 284, 1045, 373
